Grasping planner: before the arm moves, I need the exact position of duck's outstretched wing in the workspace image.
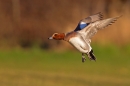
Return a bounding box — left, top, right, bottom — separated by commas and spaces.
74, 12, 103, 31
78, 15, 122, 39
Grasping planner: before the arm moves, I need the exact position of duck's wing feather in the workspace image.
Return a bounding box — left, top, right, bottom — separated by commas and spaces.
78, 15, 122, 39
74, 12, 103, 31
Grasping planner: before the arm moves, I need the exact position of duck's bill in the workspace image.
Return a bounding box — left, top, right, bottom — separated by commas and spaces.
48, 37, 53, 39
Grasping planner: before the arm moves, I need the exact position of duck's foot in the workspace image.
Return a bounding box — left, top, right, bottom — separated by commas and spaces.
82, 53, 86, 63
86, 50, 96, 61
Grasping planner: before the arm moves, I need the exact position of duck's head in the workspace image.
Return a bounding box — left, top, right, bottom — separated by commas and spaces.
48, 33, 65, 40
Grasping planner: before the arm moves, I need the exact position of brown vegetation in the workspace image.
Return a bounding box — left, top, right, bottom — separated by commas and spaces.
0, 0, 129, 49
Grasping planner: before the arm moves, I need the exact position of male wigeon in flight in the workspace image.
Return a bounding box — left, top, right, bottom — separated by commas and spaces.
48, 12, 121, 62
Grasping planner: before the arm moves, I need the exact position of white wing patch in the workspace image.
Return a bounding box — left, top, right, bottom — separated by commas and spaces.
80, 22, 86, 24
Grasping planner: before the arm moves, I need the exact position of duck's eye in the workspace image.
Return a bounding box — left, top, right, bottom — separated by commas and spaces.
54, 34, 58, 36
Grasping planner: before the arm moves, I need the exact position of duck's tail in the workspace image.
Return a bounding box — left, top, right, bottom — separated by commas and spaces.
88, 50, 96, 61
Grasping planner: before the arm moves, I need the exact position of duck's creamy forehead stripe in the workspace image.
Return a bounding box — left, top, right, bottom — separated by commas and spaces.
52, 33, 58, 36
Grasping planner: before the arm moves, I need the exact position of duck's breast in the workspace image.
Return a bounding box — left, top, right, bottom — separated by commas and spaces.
69, 36, 91, 53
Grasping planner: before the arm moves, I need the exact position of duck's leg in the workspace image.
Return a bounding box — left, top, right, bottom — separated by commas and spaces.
82, 53, 86, 62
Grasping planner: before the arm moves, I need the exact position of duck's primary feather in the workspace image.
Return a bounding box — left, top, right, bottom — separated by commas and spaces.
78, 15, 122, 39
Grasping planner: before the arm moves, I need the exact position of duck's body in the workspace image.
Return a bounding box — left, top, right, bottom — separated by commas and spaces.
67, 32, 91, 53
48, 12, 121, 62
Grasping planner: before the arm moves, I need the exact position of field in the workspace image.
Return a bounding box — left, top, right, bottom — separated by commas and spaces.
0, 44, 130, 86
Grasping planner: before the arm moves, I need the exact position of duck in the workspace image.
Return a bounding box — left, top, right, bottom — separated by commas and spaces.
48, 12, 121, 62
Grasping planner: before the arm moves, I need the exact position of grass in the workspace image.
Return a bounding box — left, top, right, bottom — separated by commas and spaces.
0, 44, 130, 86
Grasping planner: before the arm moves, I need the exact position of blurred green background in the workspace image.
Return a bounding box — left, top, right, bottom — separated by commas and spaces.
0, 0, 130, 86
